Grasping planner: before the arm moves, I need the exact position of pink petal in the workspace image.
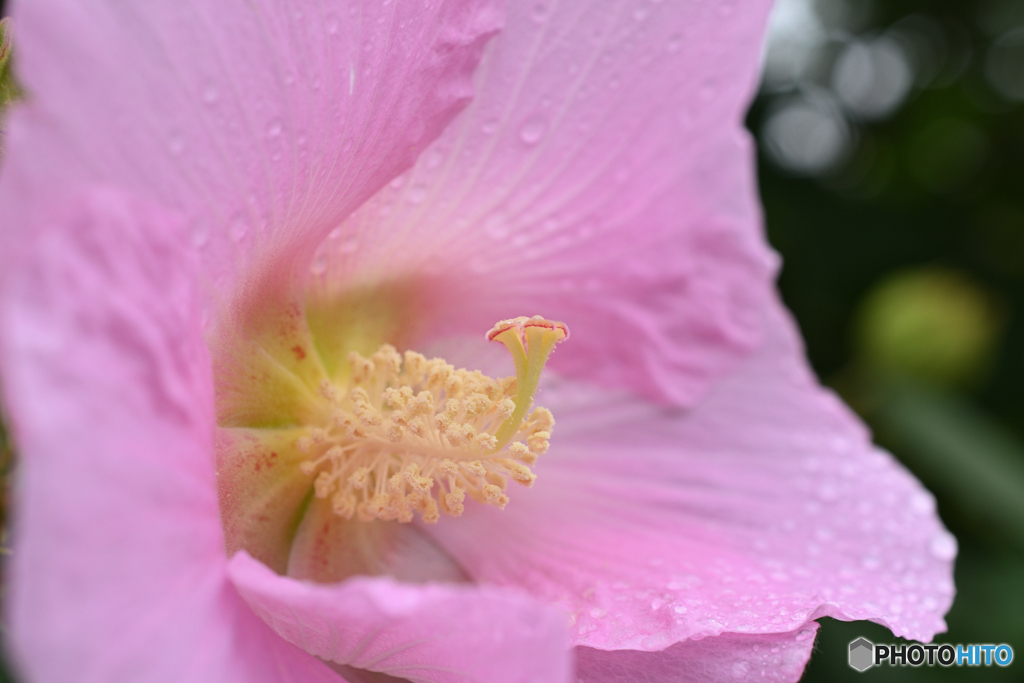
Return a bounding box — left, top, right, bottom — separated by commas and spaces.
0, 190, 336, 682
285, 494, 469, 585
0, 0, 502, 301
575, 624, 819, 683
228, 551, 573, 683
424, 295, 954, 650
317, 0, 777, 406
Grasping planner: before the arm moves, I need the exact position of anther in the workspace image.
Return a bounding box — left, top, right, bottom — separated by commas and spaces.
292, 316, 568, 524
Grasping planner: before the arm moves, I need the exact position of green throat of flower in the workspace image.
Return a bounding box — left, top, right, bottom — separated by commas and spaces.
212, 278, 569, 581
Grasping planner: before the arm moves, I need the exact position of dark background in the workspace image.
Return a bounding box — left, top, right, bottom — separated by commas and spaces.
749, 0, 1024, 679
0, 0, 1022, 680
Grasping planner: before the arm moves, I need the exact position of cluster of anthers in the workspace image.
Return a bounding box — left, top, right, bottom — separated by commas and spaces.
296, 316, 569, 524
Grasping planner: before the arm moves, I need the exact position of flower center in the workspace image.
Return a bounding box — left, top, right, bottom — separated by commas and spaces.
294, 316, 568, 524
212, 274, 570, 581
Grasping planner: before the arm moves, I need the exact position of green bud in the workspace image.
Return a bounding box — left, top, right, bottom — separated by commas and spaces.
855, 267, 1006, 388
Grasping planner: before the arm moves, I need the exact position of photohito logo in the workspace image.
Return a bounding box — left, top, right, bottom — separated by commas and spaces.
849, 638, 1014, 671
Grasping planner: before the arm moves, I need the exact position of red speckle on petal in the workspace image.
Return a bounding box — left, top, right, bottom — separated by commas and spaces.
253, 451, 279, 473
292, 345, 307, 361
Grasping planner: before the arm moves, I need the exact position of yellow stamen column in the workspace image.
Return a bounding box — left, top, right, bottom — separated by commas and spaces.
294, 316, 569, 524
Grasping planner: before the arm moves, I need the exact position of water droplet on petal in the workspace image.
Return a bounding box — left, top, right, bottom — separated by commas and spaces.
266, 118, 283, 138
407, 185, 428, 204
484, 214, 509, 240
167, 131, 185, 156
190, 223, 209, 248
425, 149, 444, 169
861, 555, 881, 571
340, 237, 359, 254
929, 531, 957, 560
667, 33, 682, 53
202, 84, 219, 104
795, 628, 814, 641
519, 114, 548, 145
910, 491, 935, 516
531, 3, 549, 22
325, 13, 339, 34
481, 118, 499, 135
588, 607, 606, 619
230, 219, 249, 242
310, 252, 328, 275
730, 661, 750, 678
816, 483, 839, 502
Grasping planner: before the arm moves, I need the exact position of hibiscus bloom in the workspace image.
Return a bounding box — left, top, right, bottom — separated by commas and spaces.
0, 1, 954, 682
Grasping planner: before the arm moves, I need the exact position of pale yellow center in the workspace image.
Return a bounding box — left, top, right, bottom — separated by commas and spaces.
292, 316, 568, 524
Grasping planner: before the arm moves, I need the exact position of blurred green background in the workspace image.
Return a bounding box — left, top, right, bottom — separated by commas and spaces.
749, 0, 1024, 678
0, 0, 1023, 680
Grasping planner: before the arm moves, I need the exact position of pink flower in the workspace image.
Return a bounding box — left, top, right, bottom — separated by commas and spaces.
0, 1, 954, 682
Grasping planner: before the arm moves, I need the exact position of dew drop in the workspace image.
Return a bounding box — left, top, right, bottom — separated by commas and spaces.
325, 13, 339, 34
530, 3, 549, 22
407, 185, 428, 204
519, 114, 548, 145
929, 531, 957, 560
484, 214, 509, 240
667, 33, 682, 53
230, 219, 249, 242
816, 483, 838, 502
910, 491, 935, 516
190, 224, 209, 249
672, 604, 688, 615
167, 131, 185, 156
425, 149, 444, 169
339, 238, 359, 255
266, 118, 283, 138
642, 633, 671, 650
310, 252, 328, 275
730, 661, 749, 679
588, 607, 607, 619
202, 84, 219, 104
481, 118, 499, 135
633, 6, 649, 21
795, 628, 814, 642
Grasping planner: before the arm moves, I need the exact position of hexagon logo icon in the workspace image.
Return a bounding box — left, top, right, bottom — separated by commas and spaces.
849, 638, 875, 672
